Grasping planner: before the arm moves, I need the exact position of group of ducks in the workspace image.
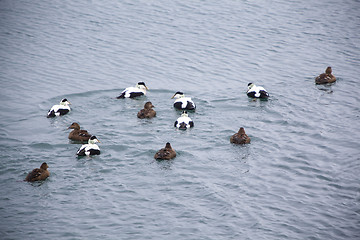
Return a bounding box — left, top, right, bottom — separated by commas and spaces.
25, 67, 335, 181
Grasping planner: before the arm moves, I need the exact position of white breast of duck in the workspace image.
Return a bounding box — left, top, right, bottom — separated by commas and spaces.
246, 83, 269, 98
76, 136, 101, 156
117, 82, 148, 98
174, 111, 194, 130
47, 98, 71, 118
171, 92, 196, 110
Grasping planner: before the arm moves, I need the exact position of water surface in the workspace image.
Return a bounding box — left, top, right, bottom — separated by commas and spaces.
0, 0, 359, 239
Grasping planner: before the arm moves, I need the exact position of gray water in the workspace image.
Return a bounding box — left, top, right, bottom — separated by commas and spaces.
1, 0, 360, 239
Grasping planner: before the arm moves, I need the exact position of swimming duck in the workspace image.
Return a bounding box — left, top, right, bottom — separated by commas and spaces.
230, 127, 251, 144
47, 98, 71, 117
76, 135, 101, 156
315, 66, 336, 84
117, 82, 149, 99
68, 122, 91, 142
171, 91, 196, 110
25, 162, 50, 182
137, 102, 156, 119
154, 142, 176, 160
174, 111, 194, 130
247, 83, 269, 99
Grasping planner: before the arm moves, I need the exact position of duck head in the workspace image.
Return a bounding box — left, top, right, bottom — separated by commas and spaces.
171, 91, 185, 99
238, 127, 246, 135
68, 122, 80, 130
247, 83, 255, 90
60, 98, 71, 106
325, 66, 332, 74
40, 162, 49, 170
165, 142, 172, 149
144, 101, 155, 109
88, 135, 100, 144
181, 110, 188, 117
136, 82, 149, 90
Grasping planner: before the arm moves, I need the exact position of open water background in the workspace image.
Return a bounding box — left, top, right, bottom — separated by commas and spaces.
1, 0, 360, 239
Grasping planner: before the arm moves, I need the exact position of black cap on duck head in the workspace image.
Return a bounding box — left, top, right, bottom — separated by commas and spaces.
60, 98, 71, 105
40, 162, 48, 170
165, 142, 172, 148
89, 135, 100, 143
137, 82, 148, 90
238, 127, 246, 134
325, 67, 332, 74
247, 83, 255, 89
171, 91, 185, 99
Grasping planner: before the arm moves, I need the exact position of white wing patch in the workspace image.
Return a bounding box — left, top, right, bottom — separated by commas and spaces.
123, 87, 145, 98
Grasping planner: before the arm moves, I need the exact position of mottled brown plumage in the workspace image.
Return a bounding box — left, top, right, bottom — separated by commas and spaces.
230, 127, 251, 144
315, 66, 336, 84
154, 142, 176, 160
68, 122, 91, 142
137, 102, 156, 119
25, 162, 50, 182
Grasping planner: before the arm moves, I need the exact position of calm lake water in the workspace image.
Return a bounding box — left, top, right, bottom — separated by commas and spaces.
1, 0, 360, 239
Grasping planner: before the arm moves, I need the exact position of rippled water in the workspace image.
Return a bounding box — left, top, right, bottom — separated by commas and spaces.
1, 0, 360, 239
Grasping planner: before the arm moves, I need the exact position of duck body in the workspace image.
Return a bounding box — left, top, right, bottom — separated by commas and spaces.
154, 142, 176, 160
315, 67, 336, 84
25, 162, 50, 182
117, 82, 148, 99
246, 83, 269, 99
137, 102, 156, 119
174, 111, 194, 130
68, 122, 91, 142
230, 127, 251, 144
76, 136, 101, 156
171, 92, 196, 110
47, 98, 71, 117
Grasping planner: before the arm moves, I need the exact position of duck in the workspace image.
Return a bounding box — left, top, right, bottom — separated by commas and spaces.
230, 127, 251, 144
117, 82, 149, 99
25, 162, 50, 182
76, 135, 101, 156
174, 111, 194, 130
47, 98, 71, 117
154, 142, 176, 160
247, 83, 269, 99
171, 91, 196, 110
315, 66, 336, 84
137, 102, 156, 119
68, 122, 92, 142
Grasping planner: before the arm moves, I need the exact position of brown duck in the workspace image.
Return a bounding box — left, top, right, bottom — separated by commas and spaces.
230, 127, 251, 144
68, 122, 91, 142
25, 162, 50, 182
137, 102, 156, 119
154, 142, 176, 160
315, 66, 336, 84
